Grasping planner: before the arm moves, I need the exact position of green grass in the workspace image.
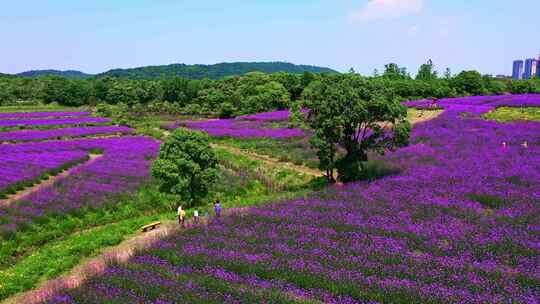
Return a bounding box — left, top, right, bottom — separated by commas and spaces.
0, 146, 320, 301
484, 107, 540, 122
211, 137, 320, 169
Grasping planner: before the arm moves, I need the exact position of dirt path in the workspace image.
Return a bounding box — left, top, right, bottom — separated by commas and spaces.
1, 211, 247, 304
0, 154, 103, 207
212, 144, 324, 177
408, 109, 443, 125
1, 220, 180, 304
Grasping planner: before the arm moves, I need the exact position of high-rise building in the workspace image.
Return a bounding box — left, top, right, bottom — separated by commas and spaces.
512, 60, 524, 80
537, 53, 540, 77
524, 58, 539, 79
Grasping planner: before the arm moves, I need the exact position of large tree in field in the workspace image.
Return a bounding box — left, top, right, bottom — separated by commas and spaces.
302, 74, 411, 182
152, 128, 219, 207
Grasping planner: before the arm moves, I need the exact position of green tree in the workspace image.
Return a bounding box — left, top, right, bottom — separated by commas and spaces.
444, 68, 452, 80
416, 59, 438, 81
383, 63, 410, 80
451, 71, 486, 95
303, 74, 411, 182
151, 128, 219, 207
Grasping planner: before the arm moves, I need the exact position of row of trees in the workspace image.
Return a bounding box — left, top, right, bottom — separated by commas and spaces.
2, 61, 540, 117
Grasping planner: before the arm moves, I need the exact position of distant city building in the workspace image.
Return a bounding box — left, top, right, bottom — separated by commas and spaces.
512, 60, 524, 80
524, 58, 539, 79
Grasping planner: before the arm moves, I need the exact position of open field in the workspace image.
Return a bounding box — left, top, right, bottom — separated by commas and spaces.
0, 95, 539, 303
0, 108, 321, 301
10, 94, 534, 304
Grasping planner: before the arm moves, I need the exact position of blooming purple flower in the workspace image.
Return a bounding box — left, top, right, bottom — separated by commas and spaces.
0, 126, 133, 142
0, 117, 111, 128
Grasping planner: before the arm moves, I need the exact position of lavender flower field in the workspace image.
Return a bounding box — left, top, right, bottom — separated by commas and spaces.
0, 117, 111, 128
45, 95, 540, 304
0, 151, 89, 198
0, 126, 133, 142
0, 136, 159, 234
167, 116, 306, 139
0, 111, 91, 119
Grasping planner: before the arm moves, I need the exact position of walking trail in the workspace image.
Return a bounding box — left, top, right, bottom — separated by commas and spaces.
212, 144, 324, 177
0, 154, 103, 207
0, 212, 241, 304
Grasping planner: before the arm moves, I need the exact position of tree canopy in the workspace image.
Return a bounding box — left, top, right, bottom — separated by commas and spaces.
151, 128, 219, 207
302, 74, 411, 182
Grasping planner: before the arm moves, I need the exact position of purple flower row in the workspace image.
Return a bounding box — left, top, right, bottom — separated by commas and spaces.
0, 151, 89, 196
170, 119, 306, 139
0, 111, 91, 119
0, 126, 133, 142
47, 94, 540, 303
0, 136, 160, 232
0, 117, 111, 128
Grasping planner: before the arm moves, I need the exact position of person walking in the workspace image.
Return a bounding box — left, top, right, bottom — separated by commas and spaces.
214, 200, 222, 219
177, 205, 186, 228
193, 209, 199, 224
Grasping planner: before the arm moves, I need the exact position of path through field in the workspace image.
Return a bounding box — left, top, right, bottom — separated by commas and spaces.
1, 220, 180, 304
212, 144, 324, 177
0, 154, 103, 207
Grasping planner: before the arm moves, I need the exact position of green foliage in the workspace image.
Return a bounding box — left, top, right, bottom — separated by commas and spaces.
218, 102, 236, 118
16, 69, 92, 79
97, 62, 338, 80
451, 71, 486, 95
303, 73, 410, 182
416, 59, 438, 81
152, 128, 219, 206
0, 62, 527, 117
382, 63, 411, 80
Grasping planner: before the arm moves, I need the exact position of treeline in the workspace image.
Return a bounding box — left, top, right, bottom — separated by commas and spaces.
97, 62, 338, 80
1, 61, 539, 117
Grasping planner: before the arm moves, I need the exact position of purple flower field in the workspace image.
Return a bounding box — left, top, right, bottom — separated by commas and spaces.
46, 95, 540, 303
0, 111, 91, 119
169, 118, 306, 139
0, 151, 89, 197
0, 117, 111, 128
0, 136, 159, 233
0, 126, 133, 142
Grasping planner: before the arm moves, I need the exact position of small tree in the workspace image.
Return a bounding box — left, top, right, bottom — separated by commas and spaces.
152, 128, 219, 207
303, 74, 411, 183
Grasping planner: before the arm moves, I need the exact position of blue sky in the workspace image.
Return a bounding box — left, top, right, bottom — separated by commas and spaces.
1, 0, 538, 76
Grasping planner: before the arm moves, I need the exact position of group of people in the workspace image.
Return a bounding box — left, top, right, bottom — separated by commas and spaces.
177, 200, 221, 228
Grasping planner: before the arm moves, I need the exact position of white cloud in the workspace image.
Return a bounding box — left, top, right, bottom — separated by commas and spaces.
350, 0, 424, 22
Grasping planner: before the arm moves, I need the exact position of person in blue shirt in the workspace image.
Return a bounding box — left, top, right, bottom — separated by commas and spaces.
214, 200, 222, 219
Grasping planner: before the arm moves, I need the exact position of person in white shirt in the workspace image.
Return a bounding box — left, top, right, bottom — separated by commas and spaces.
193, 209, 199, 224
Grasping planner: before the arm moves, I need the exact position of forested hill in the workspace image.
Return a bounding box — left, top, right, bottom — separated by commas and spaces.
97, 62, 338, 80
17, 70, 93, 79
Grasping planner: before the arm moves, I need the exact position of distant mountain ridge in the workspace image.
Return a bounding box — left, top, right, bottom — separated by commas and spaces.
97, 62, 338, 80
16, 70, 93, 79
13, 62, 338, 80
